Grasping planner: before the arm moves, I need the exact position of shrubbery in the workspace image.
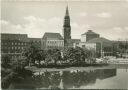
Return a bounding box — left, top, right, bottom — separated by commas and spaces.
1, 56, 34, 89
22, 45, 96, 67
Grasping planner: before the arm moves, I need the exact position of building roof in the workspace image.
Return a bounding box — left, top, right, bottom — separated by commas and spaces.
28, 38, 41, 42
87, 37, 113, 46
82, 30, 99, 35
42, 32, 63, 40
1, 33, 28, 42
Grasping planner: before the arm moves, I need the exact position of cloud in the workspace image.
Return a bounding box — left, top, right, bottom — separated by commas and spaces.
98, 26, 128, 40
71, 22, 79, 28
79, 12, 87, 17
71, 22, 91, 39
1, 20, 9, 25
1, 18, 128, 40
96, 12, 112, 18
1, 16, 63, 38
1, 20, 26, 34
1, 16, 90, 39
23, 16, 63, 38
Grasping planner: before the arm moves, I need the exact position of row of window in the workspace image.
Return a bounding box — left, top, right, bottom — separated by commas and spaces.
47, 43, 64, 46
2, 46, 25, 50
47, 46, 63, 48
1, 42, 27, 45
47, 41, 64, 45
12, 55, 21, 59
47, 41, 64, 44
1, 51, 23, 53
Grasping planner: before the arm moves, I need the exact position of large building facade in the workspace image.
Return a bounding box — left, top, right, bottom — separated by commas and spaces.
41, 32, 64, 50
1, 33, 29, 60
1, 33, 42, 60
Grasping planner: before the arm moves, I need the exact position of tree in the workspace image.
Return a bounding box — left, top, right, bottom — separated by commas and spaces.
84, 48, 96, 64
1, 55, 11, 68
35, 50, 46, 67
52, 49, 62, 65
45, 49, 62, 65
64, 47, 87, 65
63, 47, 76, 64
22, 44, 39, 66
1, 59, 34, 89
74, 47, 86, 64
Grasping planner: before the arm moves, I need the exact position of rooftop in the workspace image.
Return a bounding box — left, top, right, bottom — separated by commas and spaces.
42, 32, 63, 40
1, 33, 28, 42
87, 37, 113, 46
82, 30, 99, 35
28, 38, 41, 42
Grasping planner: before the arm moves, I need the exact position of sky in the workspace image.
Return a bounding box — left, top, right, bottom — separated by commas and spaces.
1, 0, 128, 40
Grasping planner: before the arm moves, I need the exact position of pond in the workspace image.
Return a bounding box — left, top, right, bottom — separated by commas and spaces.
33, 68, 128, 89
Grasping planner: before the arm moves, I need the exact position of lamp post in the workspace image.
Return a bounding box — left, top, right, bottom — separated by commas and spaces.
101, 42, 104, 58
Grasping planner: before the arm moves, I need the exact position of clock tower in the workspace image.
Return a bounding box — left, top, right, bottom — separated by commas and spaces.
63, 6, 71, 47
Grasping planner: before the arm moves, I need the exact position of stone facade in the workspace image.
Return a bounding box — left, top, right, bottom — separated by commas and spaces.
41, 32, 64, 50
1, 33, 29, 60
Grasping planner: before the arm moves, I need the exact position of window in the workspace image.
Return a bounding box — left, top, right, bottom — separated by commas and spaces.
82, 45, 85, 48
12, 42, 14, 45
25, 43, 26, 45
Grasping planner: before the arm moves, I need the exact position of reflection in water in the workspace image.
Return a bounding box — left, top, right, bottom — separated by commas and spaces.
33, 69, 117, 89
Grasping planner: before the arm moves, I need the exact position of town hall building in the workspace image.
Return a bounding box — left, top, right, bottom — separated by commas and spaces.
41, 6, 80, 49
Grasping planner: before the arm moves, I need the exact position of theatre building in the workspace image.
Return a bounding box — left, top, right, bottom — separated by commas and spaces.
74, 30, 114, 57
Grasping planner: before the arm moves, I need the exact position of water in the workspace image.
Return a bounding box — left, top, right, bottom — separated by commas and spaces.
33, 68, 128, 89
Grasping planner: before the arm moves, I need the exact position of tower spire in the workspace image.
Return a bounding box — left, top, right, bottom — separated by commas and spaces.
66, 5, 69, 16
63, 5, 71, 47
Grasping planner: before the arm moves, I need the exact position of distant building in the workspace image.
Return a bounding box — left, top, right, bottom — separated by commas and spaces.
68, 39, 80, 48
81, 30, 100, 42
1, 33, 28, 60
74, 30, 114, 57
74, 42, 97, 50
28, 38, 41, 49
112, 40, 128, 58
41, 32, 64, 50
74, 42, 101, 57
87, 37, 114, 57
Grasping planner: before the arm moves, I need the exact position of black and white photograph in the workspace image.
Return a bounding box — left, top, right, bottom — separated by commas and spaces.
1, 0, 128, 89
